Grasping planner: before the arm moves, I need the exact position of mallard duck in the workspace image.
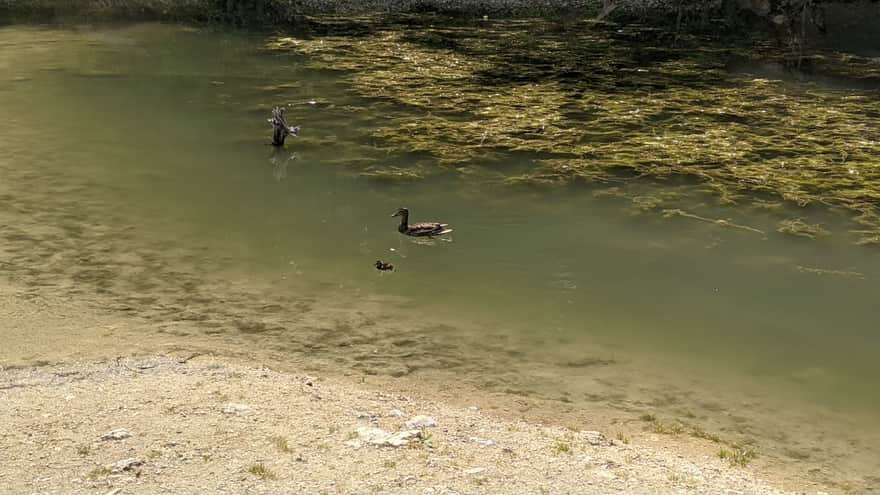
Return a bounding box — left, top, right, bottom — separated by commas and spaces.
268, 106, 300, 147
391, 208, 453, 237
375, 260, 394, 271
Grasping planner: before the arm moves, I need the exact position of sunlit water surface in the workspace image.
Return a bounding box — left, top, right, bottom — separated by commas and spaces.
0, 23, 878, 490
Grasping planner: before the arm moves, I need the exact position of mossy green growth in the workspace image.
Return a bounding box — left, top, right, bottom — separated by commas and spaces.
85, 466, 112, 480
247, 462, 277, 480
271, 435, 293, 453
554, 439, 572, 455
267, 16, 880, 246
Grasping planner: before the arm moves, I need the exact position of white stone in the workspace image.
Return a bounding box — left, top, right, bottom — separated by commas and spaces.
356, 426, 421, 447
222, 403, 252, 415
464, 467, 486, 475
469, 437, 496, 446
405, 415, 437, 429
100, 428, 131, 441
386, 430, 422, 447
596, 469, 616, 479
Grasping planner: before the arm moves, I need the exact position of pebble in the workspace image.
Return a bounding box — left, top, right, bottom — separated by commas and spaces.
464, 467, 486, 475
469, 436, 496, 446
405, 415, 438, 429
111, 457, 143, 473
100, 428, 131, 441
387, 409, 406, 417
581, 430, 609, 446
596, 469, 616, 479
344, 439, 363, 449
221, 403, 252, 415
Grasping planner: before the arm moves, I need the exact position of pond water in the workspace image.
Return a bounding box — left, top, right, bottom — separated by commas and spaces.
0, 21, 878, 491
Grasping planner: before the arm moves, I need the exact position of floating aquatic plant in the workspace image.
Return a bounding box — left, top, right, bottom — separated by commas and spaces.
266, 16, 880, 246
777, 218, 831, 239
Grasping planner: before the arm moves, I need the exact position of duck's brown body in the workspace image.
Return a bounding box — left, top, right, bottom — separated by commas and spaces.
391, 208, 452, 237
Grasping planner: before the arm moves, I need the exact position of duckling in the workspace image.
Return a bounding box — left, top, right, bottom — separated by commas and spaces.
391, 207, 453, 237
375, 260, 394, 271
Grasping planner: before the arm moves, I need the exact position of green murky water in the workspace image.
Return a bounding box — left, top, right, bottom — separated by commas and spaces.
1, 21, 878, 491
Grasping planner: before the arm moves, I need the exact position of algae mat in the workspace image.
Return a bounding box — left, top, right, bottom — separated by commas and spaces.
268, 16, 880, 246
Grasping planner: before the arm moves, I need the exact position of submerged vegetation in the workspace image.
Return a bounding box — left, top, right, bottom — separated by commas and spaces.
267, 16, 880, 246
777, 218, 831, 239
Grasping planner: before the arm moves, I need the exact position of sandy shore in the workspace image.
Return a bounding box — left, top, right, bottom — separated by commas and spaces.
0, 277, 810, 495
0, 354, 790, 495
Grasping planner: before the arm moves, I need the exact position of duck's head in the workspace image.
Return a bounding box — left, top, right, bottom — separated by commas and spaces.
390, 207, 409, 217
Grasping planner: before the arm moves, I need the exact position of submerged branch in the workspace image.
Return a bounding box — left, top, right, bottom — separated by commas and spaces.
795, 265, 865, 280
661, 209, 766, 236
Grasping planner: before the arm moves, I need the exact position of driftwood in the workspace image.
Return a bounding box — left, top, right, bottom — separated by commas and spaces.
269, 106, 300, 147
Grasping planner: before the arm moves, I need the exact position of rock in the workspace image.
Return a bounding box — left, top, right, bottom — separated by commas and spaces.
405, 415, 437, 429
111, 457, 143, 473
356, 427, 388, 444
222, 403, 252, 415
580, 431, 608, 446
464, 467, 486, 475
387, 409, 406, 417
596, 468, 616, 480
344, 439, 363, 449
386, 430, 422, 447
469, 437, 496, 446
355, 411, 376, 420
356, 426, 422, 447
105, 489, 122, 495
100, 428, 130, 441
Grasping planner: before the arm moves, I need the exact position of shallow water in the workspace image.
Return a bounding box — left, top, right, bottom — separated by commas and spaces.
1, 22, 879, 490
